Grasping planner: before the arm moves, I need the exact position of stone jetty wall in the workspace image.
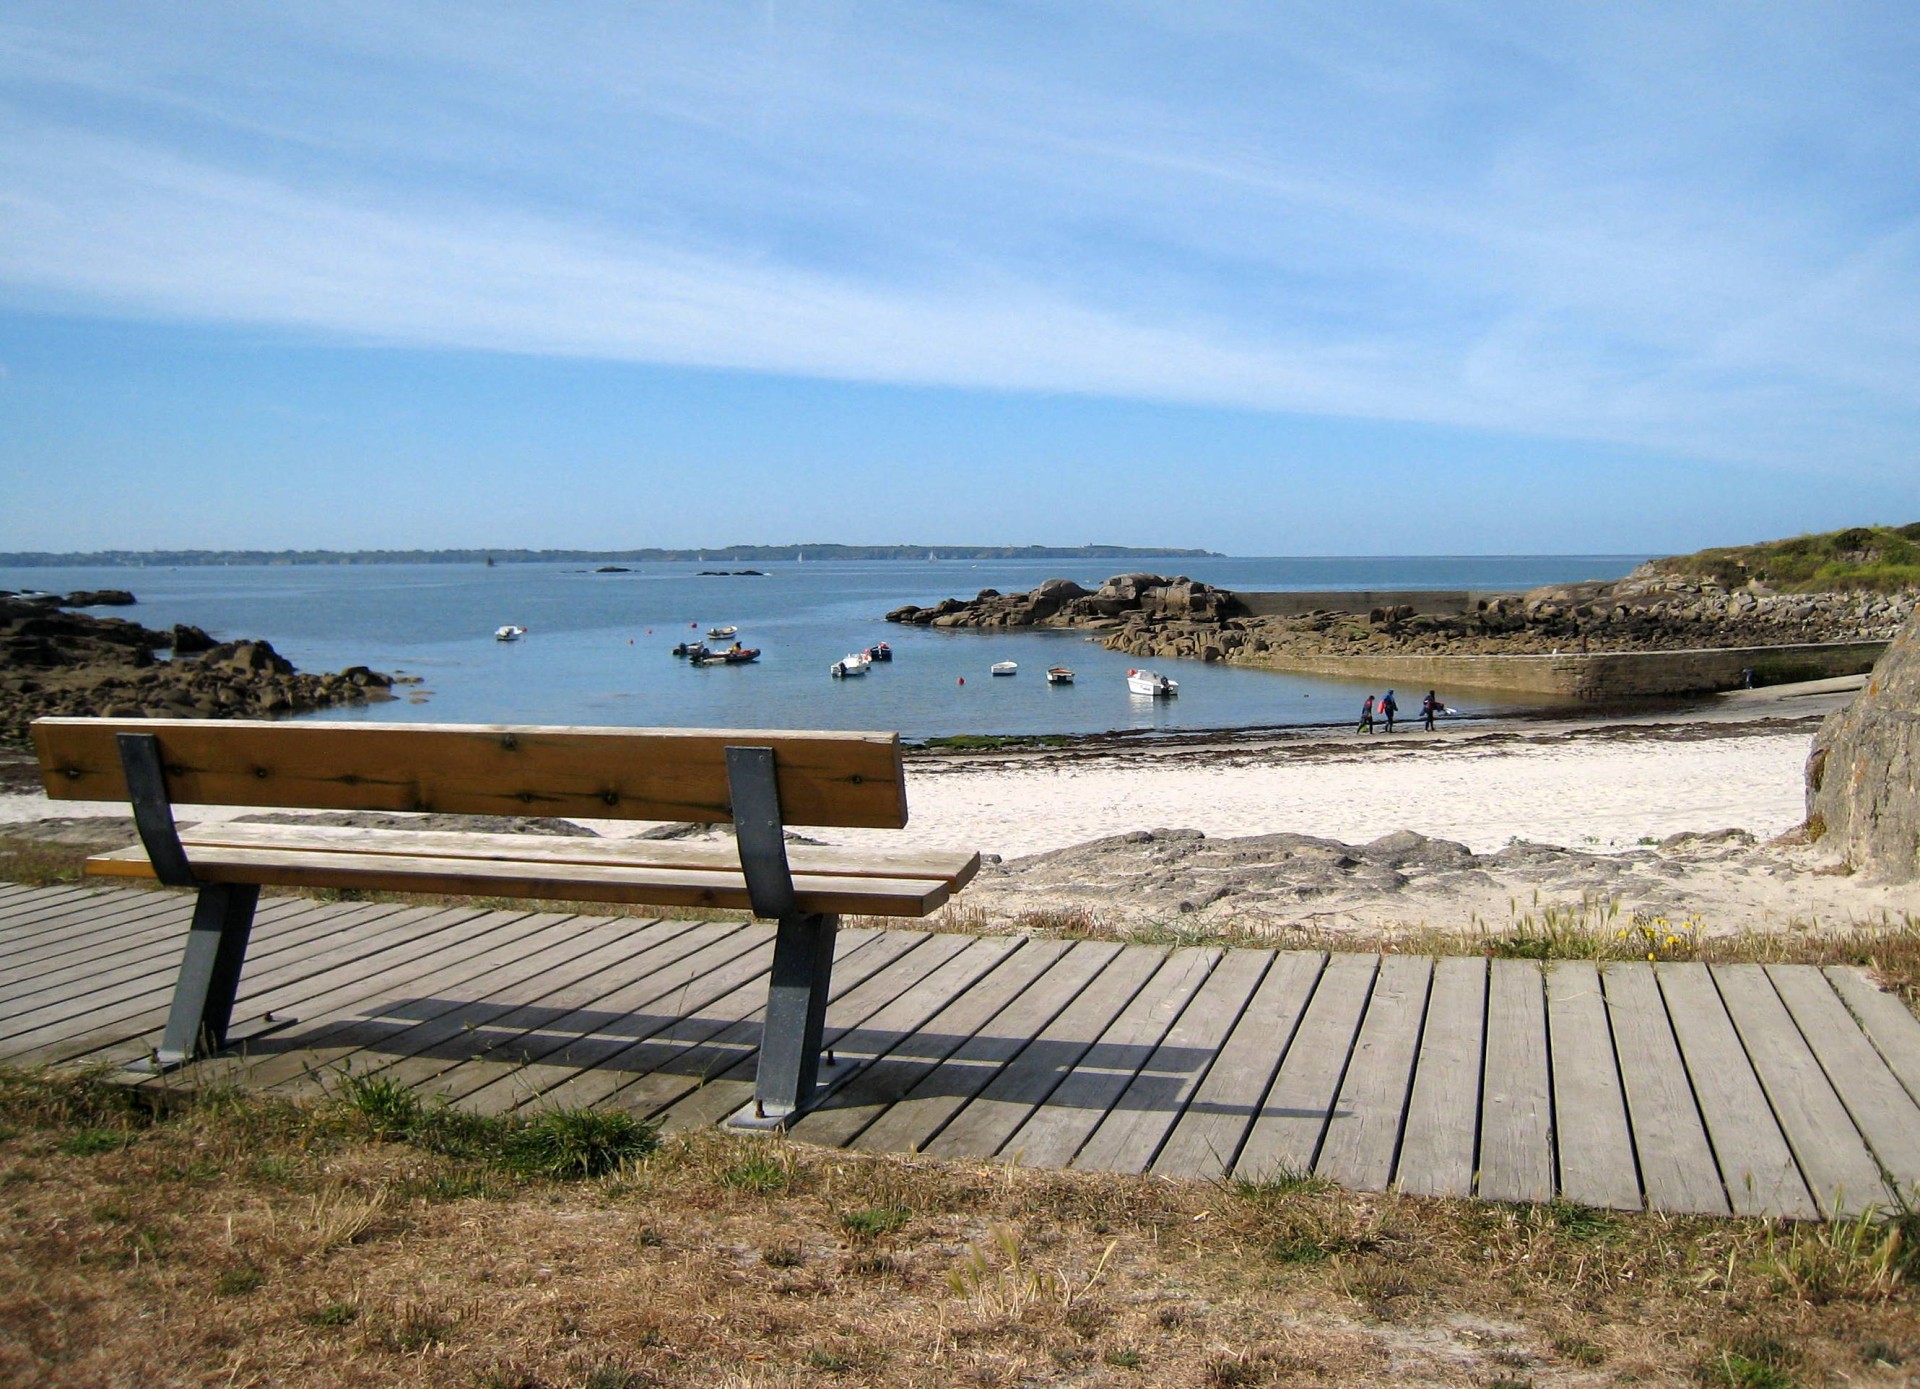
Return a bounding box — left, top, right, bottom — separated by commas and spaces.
1221, 641, 1886, 698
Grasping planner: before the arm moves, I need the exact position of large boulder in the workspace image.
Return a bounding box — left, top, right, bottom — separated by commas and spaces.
1806, 607, 1920, 881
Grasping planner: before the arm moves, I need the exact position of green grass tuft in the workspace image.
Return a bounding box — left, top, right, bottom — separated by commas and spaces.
841, 1205, 911, 1239
501, 1107, 658, 1179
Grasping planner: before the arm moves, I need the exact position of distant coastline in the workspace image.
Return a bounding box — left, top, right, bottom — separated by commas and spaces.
0, 544, 1223, 568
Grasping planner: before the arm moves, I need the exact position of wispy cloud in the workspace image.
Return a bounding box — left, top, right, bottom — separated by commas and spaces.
1, 1, 1917, 475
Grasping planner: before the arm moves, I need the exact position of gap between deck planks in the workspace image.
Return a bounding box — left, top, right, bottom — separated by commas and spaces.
5, 884, 1920, 1220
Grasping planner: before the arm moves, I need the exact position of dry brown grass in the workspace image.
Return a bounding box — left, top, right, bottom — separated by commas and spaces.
3, 1068, 1919, 1386
0, 835, 96, 887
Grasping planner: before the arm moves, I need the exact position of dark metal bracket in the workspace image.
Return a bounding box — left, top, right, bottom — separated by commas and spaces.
118, 733, 195, 888
114, 732, 272, 1072
724, 745, 849, 1129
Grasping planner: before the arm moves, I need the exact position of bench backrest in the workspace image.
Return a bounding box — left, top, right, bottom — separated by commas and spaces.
32, 718, 909, 829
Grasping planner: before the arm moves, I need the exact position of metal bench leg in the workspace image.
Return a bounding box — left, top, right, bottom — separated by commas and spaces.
151, 883, 261, 1069
749, 910, 840, 1124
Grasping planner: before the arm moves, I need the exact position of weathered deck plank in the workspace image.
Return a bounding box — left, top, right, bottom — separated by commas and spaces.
1316, 954, 1431, 1192
1394, 955, 1486, 1199
1000, 948, 1219, 1170
1714, 963, 1889, 1218
0, 885, 112, 929
52, 904, 528, 1072
592, 931, 921, 1126
0, 891, 189, 957
236, 913, 709, 1094
0, 894, 299, 1008
790, 938, 1070, 1150
405, 924, 839, 1114
923, 945, 1166, 1161
1601, 963, 1727, 1216
1547, 960, 1640, 1211
1477, 959, 1553, 1204
1232, 952, 1378, 1180
654, 932, 984, 1131
1825, 967, 1920, 1108
1088, 946, 1279, 1177
1656, 963, 1815, 1220
850, 941, 1122, 1156
1768, 966, 1920, 1198
0, 897, 375, 1053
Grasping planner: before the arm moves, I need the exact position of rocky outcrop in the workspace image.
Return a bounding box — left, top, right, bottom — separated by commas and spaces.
1106, 581, 1915, 666
62, 590, 137, 607
0, 593, 397, 745
884, 569, 1915, 691
1806, 607, 1920, 882
886, 574, 1244, 629
888, 571, 1912, 666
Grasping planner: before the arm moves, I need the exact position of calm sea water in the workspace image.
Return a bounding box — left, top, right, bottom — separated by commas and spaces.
2, 557, 1643, 739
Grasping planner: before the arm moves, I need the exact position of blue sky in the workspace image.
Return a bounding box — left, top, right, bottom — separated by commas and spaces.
2, 2, 1918, 555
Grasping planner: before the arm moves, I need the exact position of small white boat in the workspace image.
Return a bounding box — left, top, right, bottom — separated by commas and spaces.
831, 653, 871, 678
1127, 668, 1178, 697
990, 661, 1018, 676
494, 625, 528, 642
707, 625, 739, 639
1046, 666, 1074, 685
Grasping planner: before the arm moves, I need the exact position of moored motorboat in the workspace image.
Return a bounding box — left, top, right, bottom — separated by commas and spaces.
1127, 668, 1177, 697
694, 645, 760, 666
866, 641, 893, 662
990, 660, 1018, 676
831, 653, 871, 678
1046, 666, 1074, 685
494, 625, 528, 641
672, 640, 711, 658
707, 625, 739, 639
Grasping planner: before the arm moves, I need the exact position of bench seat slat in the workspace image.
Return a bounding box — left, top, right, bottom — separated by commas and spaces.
169, 822, 980, 890
84, 846, 950, 918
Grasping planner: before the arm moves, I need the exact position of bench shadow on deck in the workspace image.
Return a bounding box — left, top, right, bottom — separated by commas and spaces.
6, 882, 1920, 1222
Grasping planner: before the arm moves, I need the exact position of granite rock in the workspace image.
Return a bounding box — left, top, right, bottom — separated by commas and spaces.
1806, 606, 1920, 882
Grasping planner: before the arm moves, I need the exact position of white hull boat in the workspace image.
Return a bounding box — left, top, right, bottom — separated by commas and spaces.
494, 625, 528, 642
990, 661, 1018, 676
1046, 667, 1074, 684
831, 653, 871, 678
1127, 668, 1177, 697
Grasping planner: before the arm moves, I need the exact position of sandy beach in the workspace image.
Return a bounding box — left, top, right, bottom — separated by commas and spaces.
3, 676, 1912, 940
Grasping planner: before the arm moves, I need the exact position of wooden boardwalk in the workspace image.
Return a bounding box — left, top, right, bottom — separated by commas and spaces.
5, 882, 1919, 1220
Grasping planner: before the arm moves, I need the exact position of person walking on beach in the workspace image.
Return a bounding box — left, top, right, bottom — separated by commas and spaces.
1421, 689, 1440, 731
1380, 689, 1399, 733
1357, 693, 1375, 734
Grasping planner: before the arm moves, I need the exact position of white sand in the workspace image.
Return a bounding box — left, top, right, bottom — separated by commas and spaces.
848, 729, 1813, 860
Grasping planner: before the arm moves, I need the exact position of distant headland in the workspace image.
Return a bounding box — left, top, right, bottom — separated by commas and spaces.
0, 544, 1223, 568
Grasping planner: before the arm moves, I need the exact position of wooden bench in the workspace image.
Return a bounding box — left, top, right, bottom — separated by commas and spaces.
30, 716, 978, 1126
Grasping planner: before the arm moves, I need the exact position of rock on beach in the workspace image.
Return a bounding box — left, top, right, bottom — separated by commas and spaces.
0, 592, 397, 744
